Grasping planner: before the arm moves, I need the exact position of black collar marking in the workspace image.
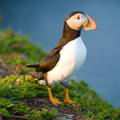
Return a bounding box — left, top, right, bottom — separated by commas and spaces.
56, 21, 81, 49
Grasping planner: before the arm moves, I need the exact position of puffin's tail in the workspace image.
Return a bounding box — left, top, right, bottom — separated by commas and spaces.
26, 64, 46, 85
26, 64, 41, 72
28, 71, 46, 85
26, 64, 40, 68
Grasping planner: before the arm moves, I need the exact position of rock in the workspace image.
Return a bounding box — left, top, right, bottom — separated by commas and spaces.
0, 113, 3, 120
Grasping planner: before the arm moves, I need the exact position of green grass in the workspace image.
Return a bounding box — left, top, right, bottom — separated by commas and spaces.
0, 28, 46, 65
0, 75, 58, 119
0, 75, 120, 119
0, 29, 120, 120
70, 80, 120, 120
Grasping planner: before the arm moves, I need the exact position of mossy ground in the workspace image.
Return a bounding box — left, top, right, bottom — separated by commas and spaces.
0, 29, 120, 120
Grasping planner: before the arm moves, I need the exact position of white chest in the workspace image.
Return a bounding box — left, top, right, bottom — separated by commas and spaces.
47, 37, 87, 84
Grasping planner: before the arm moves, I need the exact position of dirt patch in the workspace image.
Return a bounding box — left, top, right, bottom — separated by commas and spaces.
1, 98, 88, 120
23, 98, 88, 120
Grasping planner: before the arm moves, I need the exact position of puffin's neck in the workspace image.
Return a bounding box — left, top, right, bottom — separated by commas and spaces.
56, 22, 81, 48
62, 21, 81, 40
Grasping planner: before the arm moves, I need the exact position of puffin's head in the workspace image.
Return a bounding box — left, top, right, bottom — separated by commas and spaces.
66, 11, 97, 30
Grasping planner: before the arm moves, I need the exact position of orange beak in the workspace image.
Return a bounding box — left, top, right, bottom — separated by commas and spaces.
82, 16, 97, 30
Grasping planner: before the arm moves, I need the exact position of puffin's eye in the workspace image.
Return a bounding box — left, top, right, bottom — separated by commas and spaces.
77, 16, 80, 20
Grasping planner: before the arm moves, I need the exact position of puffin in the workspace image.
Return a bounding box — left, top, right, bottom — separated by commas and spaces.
27, 11, 96, 105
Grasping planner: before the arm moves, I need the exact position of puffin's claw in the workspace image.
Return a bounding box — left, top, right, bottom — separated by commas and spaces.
64, 98, 73, 104
49, 97, 61, 105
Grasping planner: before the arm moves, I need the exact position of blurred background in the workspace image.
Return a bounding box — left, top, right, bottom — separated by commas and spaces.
0, 0, 120, 107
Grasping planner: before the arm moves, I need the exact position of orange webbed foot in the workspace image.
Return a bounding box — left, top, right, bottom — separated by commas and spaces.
64, 98, 73, 104
64, 88, 73, 104
48, 87, 61, 105
49, 97, 61, 105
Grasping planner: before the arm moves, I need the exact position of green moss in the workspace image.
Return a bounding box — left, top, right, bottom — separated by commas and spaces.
0, 98, 13, 108
30, 108, 58, 120
70, 80, 120, 120
0, 108, 10, 117
0, 74, 58, 119
1, 75, 120, 119
0, 75, 47, 99
0, 28, 46, 65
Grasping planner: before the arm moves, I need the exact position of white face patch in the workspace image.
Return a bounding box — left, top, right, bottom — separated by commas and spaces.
66, 13, 87, 30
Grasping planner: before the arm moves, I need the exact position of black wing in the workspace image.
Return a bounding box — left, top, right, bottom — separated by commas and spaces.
27, 47, 61, 73
39, 48, 60, 72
